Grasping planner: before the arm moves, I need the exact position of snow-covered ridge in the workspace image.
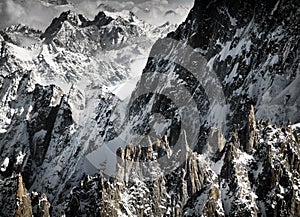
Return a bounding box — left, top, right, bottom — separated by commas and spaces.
0, 8, 175, 216
0, 0, 299, 216
66, 115, 300, 216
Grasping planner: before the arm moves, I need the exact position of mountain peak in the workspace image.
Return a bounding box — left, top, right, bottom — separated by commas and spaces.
0, 0, 299, 216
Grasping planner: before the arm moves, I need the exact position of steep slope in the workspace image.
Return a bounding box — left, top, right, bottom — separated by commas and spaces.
0, 9, 174, 216
169, 0, 299, 126
120, 0, 299, 152
65, 112, 300, 216
0, 0, 299, 216
63, 0, 300, 216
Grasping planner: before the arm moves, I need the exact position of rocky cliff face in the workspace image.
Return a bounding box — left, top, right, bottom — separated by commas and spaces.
65, 113, 300, 216
170, 0, 299, 126
0, 173, 50, 217
0, 9, 173, 216
0, 0, 299, 216
125, 0, 299, 151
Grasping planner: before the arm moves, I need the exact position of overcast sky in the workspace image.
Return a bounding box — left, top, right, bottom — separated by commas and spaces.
0, 0, 194, 30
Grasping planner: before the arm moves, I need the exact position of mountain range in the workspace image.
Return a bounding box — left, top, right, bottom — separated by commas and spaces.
0, 0, 299, 216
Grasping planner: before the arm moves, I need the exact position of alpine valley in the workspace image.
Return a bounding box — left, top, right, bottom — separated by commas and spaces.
0, 0, 299, 217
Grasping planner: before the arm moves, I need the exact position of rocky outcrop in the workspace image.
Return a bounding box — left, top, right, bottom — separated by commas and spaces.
41, 10, 148, 52
0, 175, 19, 216
245, 105, 256, 153
0, 0, 299, 216
0, 173, 50, 217
31, 192, 51, 217
0, 24, 42, 47
0, 7, 173, 216
66, 109, 300, 216
15, 174, 33, 217
121, 0, 300, 168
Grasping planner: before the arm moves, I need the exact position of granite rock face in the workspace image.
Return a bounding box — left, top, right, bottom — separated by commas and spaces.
170, 0, 300, 126
66, 113, 300, 216
129, 0, 299, 148
0, 9, 172, 216
0, 174, 50, 217
0, 0, 299, 216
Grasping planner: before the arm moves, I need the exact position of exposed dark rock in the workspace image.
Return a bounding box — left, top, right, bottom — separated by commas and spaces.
41, 10, 140, 51
65, 109, 300, 216
0, 173, 51, 217
0, 0, 299, 216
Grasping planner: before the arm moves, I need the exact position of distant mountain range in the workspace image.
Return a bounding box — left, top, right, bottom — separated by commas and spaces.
0, 0, 299, 216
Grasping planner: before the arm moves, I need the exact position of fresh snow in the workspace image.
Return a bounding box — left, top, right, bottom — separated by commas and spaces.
225, 8, 237, 26
225, 62, 239, 84
219, 38, 252, 61
8, 43, 35, 62
271, 0, 280, 15
292, 123, 300, 130
108, 57, 149, 100
1, 157, 10, 172
0, 129, 7, 134
16, 152, 26, 165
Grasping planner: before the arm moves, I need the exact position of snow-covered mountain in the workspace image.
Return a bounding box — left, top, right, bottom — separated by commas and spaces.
0, 9, 176, 216
0, 0, 299, 216
0, 0, 192, 32
94, 0, 193, 26
63, 0, 300, 216
66, 114, 300, 216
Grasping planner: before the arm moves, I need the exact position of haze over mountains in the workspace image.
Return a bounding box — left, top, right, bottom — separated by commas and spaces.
0, 0, 299, 216
0, 0, 193, 29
